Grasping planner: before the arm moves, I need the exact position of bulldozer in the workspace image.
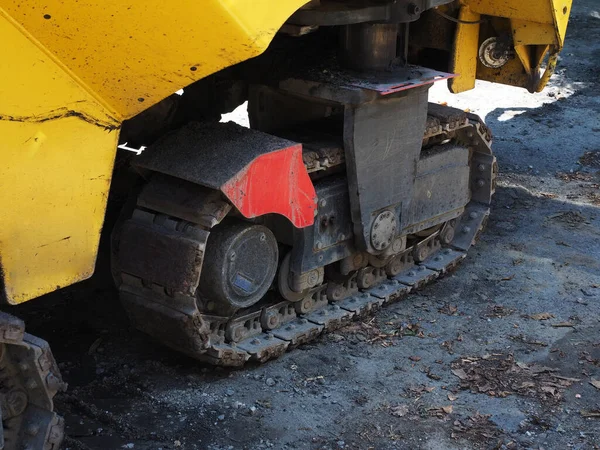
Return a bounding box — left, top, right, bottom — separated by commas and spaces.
0, 0, 572, 448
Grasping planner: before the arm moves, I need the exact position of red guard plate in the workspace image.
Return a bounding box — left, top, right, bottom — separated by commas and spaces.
221, 144, 317, 228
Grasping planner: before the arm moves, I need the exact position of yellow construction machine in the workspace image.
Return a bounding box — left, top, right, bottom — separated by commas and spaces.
0, 0, 572, 448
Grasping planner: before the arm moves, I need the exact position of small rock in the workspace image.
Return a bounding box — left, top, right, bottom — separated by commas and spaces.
174, 441, 182, 447
248, 406, 258, 415
226, 389, 235, 396
122, 444, 134, 449
217, 414, 225, 421
265, 378, 276, 387
329, 334, 344, 342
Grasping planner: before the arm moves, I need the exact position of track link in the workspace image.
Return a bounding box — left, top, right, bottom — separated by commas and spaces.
0, 312, 66, 449
115, 108, 496, 367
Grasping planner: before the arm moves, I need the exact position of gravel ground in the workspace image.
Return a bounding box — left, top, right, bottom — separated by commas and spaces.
11, 2, 600, 449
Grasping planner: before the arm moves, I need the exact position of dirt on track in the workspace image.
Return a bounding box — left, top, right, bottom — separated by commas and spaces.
10, 2, 600, 449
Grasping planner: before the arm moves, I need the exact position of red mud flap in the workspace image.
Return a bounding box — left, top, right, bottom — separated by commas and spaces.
134, 122, 317, 228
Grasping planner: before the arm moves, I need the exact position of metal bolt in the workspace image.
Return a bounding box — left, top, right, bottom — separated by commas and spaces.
300, 319, 308, 324
332, 305, 340, 310
444, 249, 452, 255
229, 251, 237, 261
259, 233, 266, 242
478, 164, 486, 172
307, 270, 319, 287
319, 199, 327, 208
315, 241, 323, 250
408, 271, 416, 277
26, 379, 37, 390
286, 325, 295, 331
379, 286, 385, 290
407, 2, 421, 15
251, 338, 260, 345
418, 265, 426, 271
435, 256, 442, 261
467, 131, 474, 138
477, 179, 485, 187
338, 234, 346, 241
469, 212, 478, 219
320, 310, 326, 316
265, 333, 274, 340
462, 226, 471, 234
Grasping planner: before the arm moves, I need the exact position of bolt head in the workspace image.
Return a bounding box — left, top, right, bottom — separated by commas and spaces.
462, 226, 471, 234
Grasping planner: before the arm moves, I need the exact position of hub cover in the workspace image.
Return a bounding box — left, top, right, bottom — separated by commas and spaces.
200, 222, 278, 314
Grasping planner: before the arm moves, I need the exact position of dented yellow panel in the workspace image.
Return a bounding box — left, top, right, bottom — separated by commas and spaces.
0, 12, 119, 304
0, 0, 307, 303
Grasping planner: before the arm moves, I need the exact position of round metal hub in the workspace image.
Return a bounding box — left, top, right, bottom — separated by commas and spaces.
479, 37, 511, 69
200, 222, 278, 312
370, 210, 397, 251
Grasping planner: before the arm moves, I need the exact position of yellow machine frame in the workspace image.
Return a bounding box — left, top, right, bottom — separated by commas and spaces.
0, 0, 571, 304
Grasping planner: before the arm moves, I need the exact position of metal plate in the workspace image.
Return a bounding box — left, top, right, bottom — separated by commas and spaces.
200, 344, 250, 367
305, 304, 355, 331
237, 334, 289, 363
369, 279, 411, 303
338, 293, 385, 316
280, 65, 455, 105
451, 203, 490, 251
394, 266, 438, 288
422, 249, 466, 273
273, 318, 324, 347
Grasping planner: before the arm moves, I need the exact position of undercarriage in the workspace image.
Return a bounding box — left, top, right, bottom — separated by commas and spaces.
112, 23, 497, 365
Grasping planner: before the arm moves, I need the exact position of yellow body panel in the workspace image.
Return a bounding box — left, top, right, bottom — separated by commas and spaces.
0, 1, 307, 304
0, 12, 119, 303
0, 0, 309, 120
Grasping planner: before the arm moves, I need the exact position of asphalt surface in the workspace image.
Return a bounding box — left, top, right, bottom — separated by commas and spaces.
11, 2, 600, 449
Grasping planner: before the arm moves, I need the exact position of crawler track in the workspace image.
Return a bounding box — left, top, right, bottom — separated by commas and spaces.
114, 108, 496, 367
0, 312, 65, 449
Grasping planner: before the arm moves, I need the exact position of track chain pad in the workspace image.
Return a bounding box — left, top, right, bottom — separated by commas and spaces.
305, 304, 355, 331
338, 293, 385, 317
394, 266, 438, 288
369, 280, 411, 303
422, 249, 466, 273
273, 318, 323, 347
237, 334, 289, 363
199, 344, 250, 367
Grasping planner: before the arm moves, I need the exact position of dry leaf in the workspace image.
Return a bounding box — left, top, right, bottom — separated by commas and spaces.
452, 368, 468, 380
391, 404, 409, 417
541, 385, 557, 396
530, 313, 555, 321
442, 405, 454, 414
409, 356, 422, 362
590, 379, 600, 390
448, 393, 458, 401
552, 322, 575, 328
580, 410, 600, 418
